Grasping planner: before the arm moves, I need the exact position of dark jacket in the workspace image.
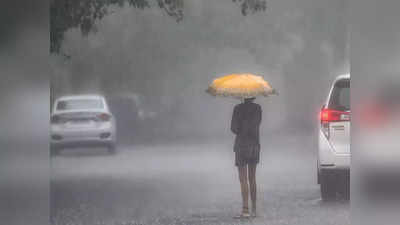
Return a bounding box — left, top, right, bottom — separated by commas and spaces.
231, 102, 262, 153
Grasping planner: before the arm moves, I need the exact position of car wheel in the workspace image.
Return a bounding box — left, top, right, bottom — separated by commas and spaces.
108, 144, 116, 155
338, 185, 350, 200
338, 175, 350, 200
320, 173, 336, 200
317, 170, 321, 184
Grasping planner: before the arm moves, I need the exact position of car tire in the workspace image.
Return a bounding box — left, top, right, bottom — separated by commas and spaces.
107, 144, 117, 155
338, 185, 350, 200
320, 173, 336, 200
338, 175, 350, 200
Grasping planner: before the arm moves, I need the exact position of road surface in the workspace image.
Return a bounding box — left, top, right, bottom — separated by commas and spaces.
51, 134, 349, 225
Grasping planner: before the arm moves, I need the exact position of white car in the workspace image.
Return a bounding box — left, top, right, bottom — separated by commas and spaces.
318, 74, 350, 200
50, 95, 116, 155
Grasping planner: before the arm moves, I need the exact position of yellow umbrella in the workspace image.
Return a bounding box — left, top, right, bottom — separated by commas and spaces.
206, 73, 277, 98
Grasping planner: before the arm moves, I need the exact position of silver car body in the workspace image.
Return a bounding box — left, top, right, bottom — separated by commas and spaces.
317, 74, 350, 200
50, 95, 116, 150
318, 74, 351, 171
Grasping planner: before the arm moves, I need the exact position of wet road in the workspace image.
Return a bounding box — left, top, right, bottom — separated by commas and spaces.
51, 134, 350, 225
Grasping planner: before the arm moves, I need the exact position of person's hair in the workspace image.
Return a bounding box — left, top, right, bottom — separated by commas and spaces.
244, 97, 256, 102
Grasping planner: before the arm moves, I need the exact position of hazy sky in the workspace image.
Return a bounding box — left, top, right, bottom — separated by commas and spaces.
52, 0, 348, 140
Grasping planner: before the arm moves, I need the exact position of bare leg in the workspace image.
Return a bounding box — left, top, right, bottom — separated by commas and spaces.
248, 164, 257, 216
238, 165, 249, 214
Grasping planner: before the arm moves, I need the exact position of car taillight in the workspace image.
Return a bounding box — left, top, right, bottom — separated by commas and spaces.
320, 108, 350, 139
320, 109, 350, 122
97, 113, 111, 121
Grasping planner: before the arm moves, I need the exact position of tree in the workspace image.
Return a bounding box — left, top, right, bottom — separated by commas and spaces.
50, 0, 266, 54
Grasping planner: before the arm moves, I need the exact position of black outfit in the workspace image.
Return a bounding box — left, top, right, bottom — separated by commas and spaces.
231, 101, 262, 167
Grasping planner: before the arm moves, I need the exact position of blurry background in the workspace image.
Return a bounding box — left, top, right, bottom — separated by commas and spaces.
351, 1, 400, 225
0, 1, 49, 225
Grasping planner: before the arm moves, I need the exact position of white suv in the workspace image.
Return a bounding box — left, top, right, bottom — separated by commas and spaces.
50, 95, 116, 155
318, 74, 350, 200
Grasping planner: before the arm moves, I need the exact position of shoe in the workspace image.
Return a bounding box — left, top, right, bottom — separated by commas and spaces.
251, 211, 257, 218
233, 212, 251, 219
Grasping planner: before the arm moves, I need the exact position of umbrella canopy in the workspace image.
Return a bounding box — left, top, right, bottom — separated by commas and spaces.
206, 73, 277, 98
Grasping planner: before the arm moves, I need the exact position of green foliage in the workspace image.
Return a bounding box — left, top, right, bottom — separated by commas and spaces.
233, 0, 267, 16
157, 0, 184, 22
50, 0, 151, 53
50, 0, 266, 54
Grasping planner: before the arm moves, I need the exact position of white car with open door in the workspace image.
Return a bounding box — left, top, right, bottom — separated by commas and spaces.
50, 95, 116, 155
318, 74, 350, 200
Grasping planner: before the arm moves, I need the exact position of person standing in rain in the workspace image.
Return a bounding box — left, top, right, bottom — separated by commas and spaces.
231, 97, 262, 218
206, 73, 275, 218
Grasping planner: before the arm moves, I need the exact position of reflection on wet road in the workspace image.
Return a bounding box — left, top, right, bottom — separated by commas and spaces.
51, 135, 349, 225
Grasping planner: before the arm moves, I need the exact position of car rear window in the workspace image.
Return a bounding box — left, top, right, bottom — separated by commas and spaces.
329, 79, 350, 111
56, 99, 104, 110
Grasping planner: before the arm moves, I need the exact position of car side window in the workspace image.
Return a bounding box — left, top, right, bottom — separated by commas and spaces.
329, 79, 350, 111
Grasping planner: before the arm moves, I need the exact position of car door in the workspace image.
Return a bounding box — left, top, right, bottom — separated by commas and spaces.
328, 78, 350, 154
